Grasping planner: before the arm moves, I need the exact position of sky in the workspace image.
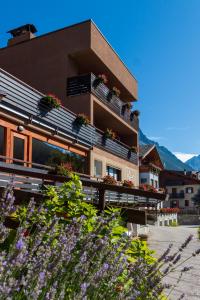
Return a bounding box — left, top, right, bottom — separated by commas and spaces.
1, 0, 200, 161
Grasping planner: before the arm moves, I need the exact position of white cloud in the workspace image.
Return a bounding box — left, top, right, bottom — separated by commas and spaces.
173, 152, 197, 162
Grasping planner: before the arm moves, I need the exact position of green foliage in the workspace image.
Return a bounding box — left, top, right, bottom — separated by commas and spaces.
127, 239, 156, 264
169, 220, 178, 227
16, 175, 155, 265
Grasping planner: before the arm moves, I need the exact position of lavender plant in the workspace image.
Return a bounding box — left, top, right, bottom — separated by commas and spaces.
0, 181, 199, 299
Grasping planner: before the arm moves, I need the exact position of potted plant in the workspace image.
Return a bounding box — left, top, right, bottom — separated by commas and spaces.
122, 180, 134, 188
103, 175, 117, 185
112, 86, 120, 97
93, 74, 108, 88
104, 128, 116, 140
75, 113, 90, 126
130, 146, 138, 153
40, 93, 61, 109
53, 162, 73, 177
130, 110, 140, 121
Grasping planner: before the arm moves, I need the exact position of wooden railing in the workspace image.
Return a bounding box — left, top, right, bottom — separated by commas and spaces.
0, 162, 165, 208
67, 73, 139, 131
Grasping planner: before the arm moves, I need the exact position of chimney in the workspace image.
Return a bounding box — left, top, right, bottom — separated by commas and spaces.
7, 24, 37, 46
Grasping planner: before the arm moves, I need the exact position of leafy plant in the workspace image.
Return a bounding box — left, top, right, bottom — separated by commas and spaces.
75, 113, 90, 126
93, 74, 108, 87
112, 86, 121, 97
104, 128, 116, 140
130, 145, 138, 153
41, 93, 61, 109
123, 102, 132, 111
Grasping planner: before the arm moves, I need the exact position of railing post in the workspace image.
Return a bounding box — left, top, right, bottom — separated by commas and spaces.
98, 187, 105, 212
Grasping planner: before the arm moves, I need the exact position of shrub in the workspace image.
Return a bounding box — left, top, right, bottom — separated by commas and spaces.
122, 180, 134, 188
75, 113, 90, 126
103, 175, 117, 185
41, 93, 61, 109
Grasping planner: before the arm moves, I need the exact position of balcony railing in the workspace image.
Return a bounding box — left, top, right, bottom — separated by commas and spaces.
169, 192, 185, 199
67, 73, 139, 131
95, 129, 138, 165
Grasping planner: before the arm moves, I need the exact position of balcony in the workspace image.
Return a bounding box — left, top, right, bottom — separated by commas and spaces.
169, 192, 185, 199
95, 129, 138, 165
67, 73, 139, 131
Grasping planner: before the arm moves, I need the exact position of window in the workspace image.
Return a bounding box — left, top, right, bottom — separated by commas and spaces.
13, 137, 24, 161
141, 178, 147, 184
94, 160, 102, 177
185, 200, 189, 207
106, 166, 121, 181
32, 138, 87, 173
0, 126, 5, 156
186, 187, 193, 194
172, 188, 177, 194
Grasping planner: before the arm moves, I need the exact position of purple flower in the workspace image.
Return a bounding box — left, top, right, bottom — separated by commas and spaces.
39, 272, 45, 281
16, 239, 24, 251
81, 282, 89, 295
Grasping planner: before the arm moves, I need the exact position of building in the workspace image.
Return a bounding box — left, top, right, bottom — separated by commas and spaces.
160, 170, 200, 212
0, 21, 140, 184
139, 144, 164, 189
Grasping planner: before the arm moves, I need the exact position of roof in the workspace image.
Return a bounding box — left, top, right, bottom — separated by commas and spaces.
139, 144, 155, 158
160, 170, 200, 187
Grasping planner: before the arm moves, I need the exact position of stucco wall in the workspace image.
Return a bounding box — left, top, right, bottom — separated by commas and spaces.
91, 147, 139, 185
166, 184, 200, 208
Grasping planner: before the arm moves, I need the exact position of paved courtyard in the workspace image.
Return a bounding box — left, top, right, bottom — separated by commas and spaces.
148, 225, 200, 300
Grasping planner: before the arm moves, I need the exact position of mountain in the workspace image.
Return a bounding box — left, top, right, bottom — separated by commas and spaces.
139, 129, 193, 171
186, 155, 200, 171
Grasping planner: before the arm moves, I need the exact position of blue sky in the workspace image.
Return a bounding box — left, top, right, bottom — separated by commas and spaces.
1, 0, 200, 161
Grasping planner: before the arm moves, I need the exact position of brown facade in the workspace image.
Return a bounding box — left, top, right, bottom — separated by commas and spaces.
0, 21, 139, 182
0, 20, 137, 102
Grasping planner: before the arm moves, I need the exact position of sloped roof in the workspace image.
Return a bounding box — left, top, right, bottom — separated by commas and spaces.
139, 144, 155, 158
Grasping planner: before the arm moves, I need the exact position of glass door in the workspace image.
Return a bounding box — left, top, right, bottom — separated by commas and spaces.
11, 132, 28, 165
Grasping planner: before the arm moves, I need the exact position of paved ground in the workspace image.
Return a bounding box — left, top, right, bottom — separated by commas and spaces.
148, 225, 200, 300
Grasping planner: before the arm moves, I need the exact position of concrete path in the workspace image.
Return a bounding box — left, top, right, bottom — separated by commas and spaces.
148, 225, 200, 300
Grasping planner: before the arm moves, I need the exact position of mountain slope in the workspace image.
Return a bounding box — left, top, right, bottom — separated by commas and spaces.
186, 155, 200, 171
139, 129, 193, 171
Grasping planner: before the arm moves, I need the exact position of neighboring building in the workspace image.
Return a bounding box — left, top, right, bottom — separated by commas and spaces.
139, 144, 164, 189
160, 170, 200, 211
0, 21, 139, 184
